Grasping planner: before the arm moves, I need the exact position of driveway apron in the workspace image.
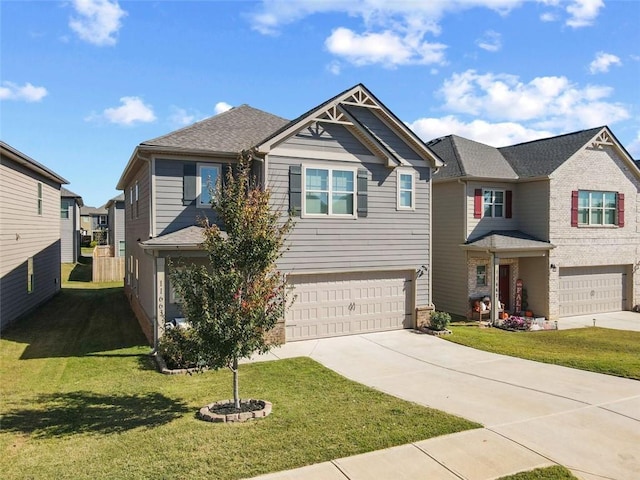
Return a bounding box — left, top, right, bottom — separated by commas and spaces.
259, 330, 640, 480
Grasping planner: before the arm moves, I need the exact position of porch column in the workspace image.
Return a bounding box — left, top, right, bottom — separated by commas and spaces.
491, 253, 500, 325
155, 257, 165, 350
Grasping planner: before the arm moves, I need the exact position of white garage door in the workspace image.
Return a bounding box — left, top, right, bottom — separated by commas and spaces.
559, 266, 627, 317
285, 271, 413, 341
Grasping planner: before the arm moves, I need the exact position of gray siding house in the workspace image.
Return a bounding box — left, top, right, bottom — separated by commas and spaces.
106, 194, 125, 256
1, 141, 68, 330
430, 126, 640, 323
117, 84, 443, 346
60, 187, 83, 263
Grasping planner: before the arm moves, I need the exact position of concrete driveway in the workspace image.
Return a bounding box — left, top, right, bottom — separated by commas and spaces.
249, 330, 640, 480
558, 311, 640, 331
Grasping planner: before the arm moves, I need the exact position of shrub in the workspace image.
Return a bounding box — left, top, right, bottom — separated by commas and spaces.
89, 240, 98, 248
502, 315, 530, 331
429, 311, 451, 331
158, 327, 203, 370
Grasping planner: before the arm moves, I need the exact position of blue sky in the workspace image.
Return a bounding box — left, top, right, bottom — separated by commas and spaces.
2, 0, 638, 207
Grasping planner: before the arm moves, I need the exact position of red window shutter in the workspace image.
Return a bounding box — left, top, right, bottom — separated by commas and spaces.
617, 193, 624, 227
505, 190, 513, 218
474, 189, 482, 218
571, 191, 578, 227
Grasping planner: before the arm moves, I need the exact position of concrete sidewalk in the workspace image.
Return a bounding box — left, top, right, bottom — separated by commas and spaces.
557, 311, 640, 332
246, 330, 640, 480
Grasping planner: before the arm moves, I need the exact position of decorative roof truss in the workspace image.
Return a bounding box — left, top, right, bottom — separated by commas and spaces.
590, 130, 614, 149
312, 105, 351, 125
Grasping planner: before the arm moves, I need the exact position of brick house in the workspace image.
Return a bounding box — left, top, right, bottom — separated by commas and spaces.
429, 126, 640, 323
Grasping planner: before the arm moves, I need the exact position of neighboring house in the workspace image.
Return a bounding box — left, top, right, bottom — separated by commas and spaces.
105, 194, 125, 257
116, 84, 443, 346
429, 126, 640, 323
60, 187, 83, 263
0, 141, 68, 331
80, 205, 108, 245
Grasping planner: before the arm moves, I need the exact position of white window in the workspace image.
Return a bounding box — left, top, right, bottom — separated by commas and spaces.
303, 166, 356, 217
61, 199, 71, 219
578, 191, 617, 226
118, 241, 125, 257
197, 163, 221, 208
98, 215, 107, 226
476, 265, 487, 286
483, 189, 504, 217
397, 171, 415, 210
135, 181, 139, 218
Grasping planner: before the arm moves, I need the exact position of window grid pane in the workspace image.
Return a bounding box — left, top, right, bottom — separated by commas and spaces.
305, 168, 354, 216
579, 190, 617, 225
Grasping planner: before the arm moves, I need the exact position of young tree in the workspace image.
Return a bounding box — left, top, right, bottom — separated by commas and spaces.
169, 151, 293, 410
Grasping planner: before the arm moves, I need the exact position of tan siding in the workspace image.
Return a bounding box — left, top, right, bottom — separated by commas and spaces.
516, 181, 550, 240
432, 181, 468, 316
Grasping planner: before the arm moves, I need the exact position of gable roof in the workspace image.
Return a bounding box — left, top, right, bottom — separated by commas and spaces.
1, 141, 68, 185
141, 105, 289, 154
81, 205, 107, 215
498, 126, 604, 178
428, 135, 517, 180
60, 187, 84, 206
256, 83, 444, 168
431, 126, 636, 182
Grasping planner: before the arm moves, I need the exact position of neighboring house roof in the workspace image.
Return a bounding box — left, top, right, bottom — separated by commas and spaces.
141, 105, 290, 154
105, 193, 125, 209
139, 225, 227, 251
462, 230, 555, 252
81, 205, 108, 215
0, 141, 68, 185
60, 187, 84, 206
428, 135, 517, 180
498, 126, 604, 178
430, 126, 636, 182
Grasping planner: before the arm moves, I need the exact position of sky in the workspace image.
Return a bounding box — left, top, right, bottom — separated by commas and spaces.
1, 0, 639, 207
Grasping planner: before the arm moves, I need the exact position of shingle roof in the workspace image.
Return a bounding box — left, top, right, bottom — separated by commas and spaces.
139, 225, 227, 250
1, 141, 68, 184
429, 135, 517, 180
141, 105, 290, 153
498, 127, 604, 177
80, 205, 107, 215
464, 230, 555, 251
61, 187, 84, 206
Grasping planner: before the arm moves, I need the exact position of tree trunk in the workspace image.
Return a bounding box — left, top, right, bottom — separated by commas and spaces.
232, 355, 240, 410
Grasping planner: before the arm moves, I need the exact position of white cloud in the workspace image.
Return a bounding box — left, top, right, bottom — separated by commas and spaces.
476, 30, 502, 52
325, 27, 446, 67
409, 115, 554, 147
214, 102, 233, 115
249, 0, 521, 67
327, 60, 342, 75
589, 52, 622, 74
69, 0, 127, 46
168, 106, 197, 127
0, 81, 48, 102
438, 69, 629, 131
566, 0, 604, 28
88, 96, 156, 125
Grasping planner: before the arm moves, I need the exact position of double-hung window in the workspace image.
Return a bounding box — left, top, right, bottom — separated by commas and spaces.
577, 191, 617, 226
483, 189, 504, 217
37, 183, 43, 215
61, 199, 70, 219
476, 265, 487, 286
397, 171, 415, 210
197, 163, 220, 208
304, 167, 355, 217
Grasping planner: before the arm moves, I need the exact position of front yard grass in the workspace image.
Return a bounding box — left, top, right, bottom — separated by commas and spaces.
1, 278, 479, 480
446, 324, 640, 380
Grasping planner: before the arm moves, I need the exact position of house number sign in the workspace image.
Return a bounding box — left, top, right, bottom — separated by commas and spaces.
515, 279, 523, 312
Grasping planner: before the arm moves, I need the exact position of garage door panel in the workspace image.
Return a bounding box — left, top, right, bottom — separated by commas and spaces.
286, 271, 413, 341
559, 266, 626, 317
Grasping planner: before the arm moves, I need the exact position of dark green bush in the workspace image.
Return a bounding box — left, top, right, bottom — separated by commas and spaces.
429, 311, 451, 331
158, 327, 202, 370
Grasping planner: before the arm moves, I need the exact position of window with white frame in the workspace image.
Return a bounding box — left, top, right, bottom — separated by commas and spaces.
397, 171, 415, 210
119, 241, 125, 257
135, 181, 139, 218
476, 265, 487, 286
578, 191, 617, 226
304, 167, 355, 217
61, 199, 71, 219
27, 257, 34, 293
37, 183, 43, 215
197, 163, 221, 207
483, 189, 504, 217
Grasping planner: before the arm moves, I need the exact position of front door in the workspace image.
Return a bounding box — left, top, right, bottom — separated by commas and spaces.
499, 265, 510, 310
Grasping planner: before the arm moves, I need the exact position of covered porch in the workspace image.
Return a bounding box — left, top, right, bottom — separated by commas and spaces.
462, 231, 555, 324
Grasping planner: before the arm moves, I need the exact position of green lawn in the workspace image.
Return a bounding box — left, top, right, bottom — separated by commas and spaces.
1, 272, 479, 480
446, 324, 640, 380
498, 466, 577, 480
